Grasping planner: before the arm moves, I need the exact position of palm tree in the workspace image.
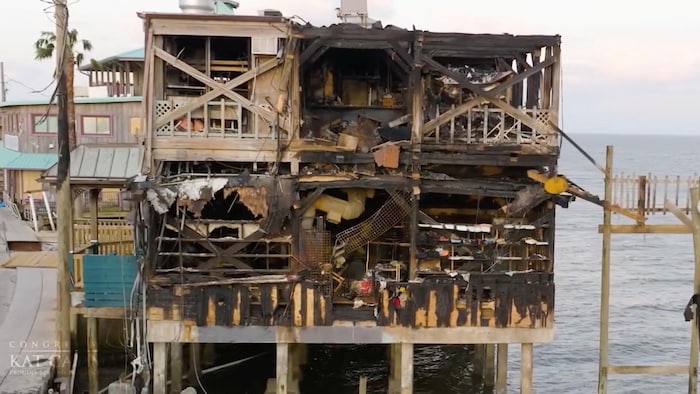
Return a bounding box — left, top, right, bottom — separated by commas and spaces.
35, 29, 92, 150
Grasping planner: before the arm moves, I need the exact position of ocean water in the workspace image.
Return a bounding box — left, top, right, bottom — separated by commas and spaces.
202, 133, 700, 393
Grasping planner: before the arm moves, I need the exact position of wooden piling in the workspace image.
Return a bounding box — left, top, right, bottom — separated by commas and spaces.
597, 146, 613, 394
276, 343, 289, 394
688, 187, 700, 393
496, 343, 508, 394
87, 317, 99, 394
170, 342, 183, 393
153, 342, 168, 394
359, 375, 367, 394
484, 343, 496, 387
188, 343, 202, 386
472, 344, 484, 379
400, 343, 414, 394
520, 343, 533, 394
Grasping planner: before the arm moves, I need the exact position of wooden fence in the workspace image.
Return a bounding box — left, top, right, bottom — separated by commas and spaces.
73, 219, 134, 255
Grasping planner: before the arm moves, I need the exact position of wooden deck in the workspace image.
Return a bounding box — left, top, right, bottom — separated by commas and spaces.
0, 207, 40, 252
0, 268, 57, 393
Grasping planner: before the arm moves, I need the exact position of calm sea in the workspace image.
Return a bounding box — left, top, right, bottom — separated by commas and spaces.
204, 133, 700, 394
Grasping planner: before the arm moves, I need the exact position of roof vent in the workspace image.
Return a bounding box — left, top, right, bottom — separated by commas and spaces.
178, 0, 215, 14
214, 0, 239, 15
258, 9, 283, 17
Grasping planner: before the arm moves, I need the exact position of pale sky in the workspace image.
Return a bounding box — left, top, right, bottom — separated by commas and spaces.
0, 0, 698, 135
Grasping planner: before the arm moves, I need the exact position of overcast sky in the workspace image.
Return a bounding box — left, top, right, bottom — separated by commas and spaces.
0, 0, 698, 135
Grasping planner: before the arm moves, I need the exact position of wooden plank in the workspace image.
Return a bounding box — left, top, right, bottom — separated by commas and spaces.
664, 199, 694, 228
598, 224, 693, 234
688, 187, 700, 392
607, 365, 689, 375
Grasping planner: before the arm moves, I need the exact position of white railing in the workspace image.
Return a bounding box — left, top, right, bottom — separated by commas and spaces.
424, 107, 558, 146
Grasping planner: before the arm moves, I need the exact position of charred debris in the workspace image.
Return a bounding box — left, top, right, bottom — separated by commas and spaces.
135, 16, 570, 329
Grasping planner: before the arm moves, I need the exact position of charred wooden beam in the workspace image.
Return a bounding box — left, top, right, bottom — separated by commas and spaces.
164, 217, 252, 271
299, 39, 328, 65
388, 41, 414, 70
421, 179, 530, 198
421, 56, 555, 135
421, 55, 553, 138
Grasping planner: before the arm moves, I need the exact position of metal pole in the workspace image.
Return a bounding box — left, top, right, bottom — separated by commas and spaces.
598, 145, 613, 394
688, 187, 700, 394
55, 0, 73, 381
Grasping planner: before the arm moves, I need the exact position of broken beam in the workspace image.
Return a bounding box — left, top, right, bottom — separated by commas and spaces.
421, 57, 555, 134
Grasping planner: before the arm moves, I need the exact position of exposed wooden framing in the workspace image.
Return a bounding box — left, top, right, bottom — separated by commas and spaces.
421, 57, 555, 135
521, 343, 533, 394
550, 45, 561, 125
597, 146, 613, 394
170, 342, 183, 393
526, 49, 541, 108
689, 187, 700, 393
149, 18, 287, 38
541, 48, 552, 110
409, 33, 424, 280
164, 217, 252, 270
276, 34, 298, 114
143, 27, 155, 173
388, 41, 414, 70
154, 56, 279, 128
496, 343, 508, 394
607, 365, 690, 375
422, 55, 553, 138
597, 224, 692, 234
299, 39, 328, 65
153, 47, 281, 126
87, 317, 99, 394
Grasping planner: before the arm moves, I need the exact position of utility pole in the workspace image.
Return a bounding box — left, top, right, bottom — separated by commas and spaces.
1, 62, 6, 102
55, 0, 73, 385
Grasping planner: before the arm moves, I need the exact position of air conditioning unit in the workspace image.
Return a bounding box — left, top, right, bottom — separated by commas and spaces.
252, 37, 279, 55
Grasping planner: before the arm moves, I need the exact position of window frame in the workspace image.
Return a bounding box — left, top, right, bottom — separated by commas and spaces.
80, 114, 113, 136
31, 114, 59, 135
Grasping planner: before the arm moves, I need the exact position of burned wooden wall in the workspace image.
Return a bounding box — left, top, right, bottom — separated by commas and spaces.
376, 272, 553, 329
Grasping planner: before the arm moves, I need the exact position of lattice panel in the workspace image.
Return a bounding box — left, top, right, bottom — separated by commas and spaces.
303, 230, 332, 267
155, 100, 184, 135
335, 190, 411, 255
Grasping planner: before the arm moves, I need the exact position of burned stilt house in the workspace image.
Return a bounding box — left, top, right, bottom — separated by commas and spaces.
135, 8, 565, 392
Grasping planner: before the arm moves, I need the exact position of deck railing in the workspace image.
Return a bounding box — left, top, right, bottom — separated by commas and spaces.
611, 174, 700, 216
424, 107, 557, 147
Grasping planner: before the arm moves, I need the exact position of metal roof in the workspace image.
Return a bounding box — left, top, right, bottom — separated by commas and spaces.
79, 48, 145, 72
0, 96, 142, 108
42, 144, 143, 186
0, 146, 57, 170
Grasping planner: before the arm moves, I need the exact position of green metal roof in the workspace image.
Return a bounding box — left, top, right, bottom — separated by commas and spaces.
42, 144, 143, 185
79, 48, 144, 71
0, 96, 142, 108
0, 146, 57, 170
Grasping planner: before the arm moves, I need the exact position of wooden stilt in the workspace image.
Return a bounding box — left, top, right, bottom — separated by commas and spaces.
484, 343, 496, 387
598, 146, 613, 394
688, 187, 700, 394
276, 343, 289, 394
188, 343, 202, 386
473, 344, 484, 379
496, 343, 509, 394
520, 343, 533, 394
170, 342, 183, 394
359, 375, 367, 394
399, 343, 414, 394
153, 342, 168, 394
87, 317, 99, 394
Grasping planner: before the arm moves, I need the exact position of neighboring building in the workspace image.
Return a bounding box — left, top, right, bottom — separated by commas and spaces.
0, 48, 145, 220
